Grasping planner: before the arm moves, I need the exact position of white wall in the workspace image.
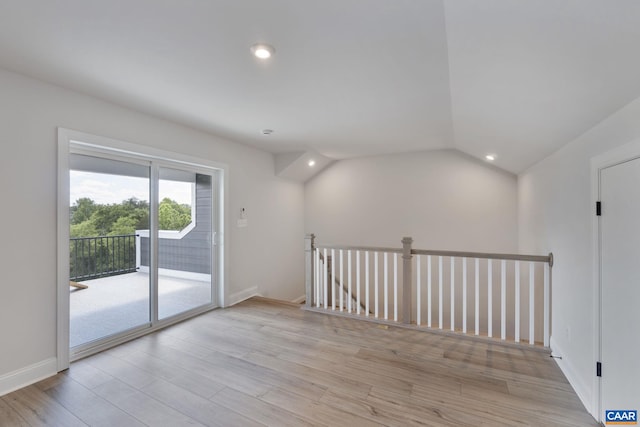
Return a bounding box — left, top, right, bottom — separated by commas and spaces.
305, 149, 518, 251
518, 96, 640, 415
0, 68, 304, 386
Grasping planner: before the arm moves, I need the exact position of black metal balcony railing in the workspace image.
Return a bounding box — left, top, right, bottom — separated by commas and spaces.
70, 234, 138, 282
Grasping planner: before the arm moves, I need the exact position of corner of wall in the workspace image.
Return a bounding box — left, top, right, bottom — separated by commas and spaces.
226, 286, 260, 306
550, 336, 594, 417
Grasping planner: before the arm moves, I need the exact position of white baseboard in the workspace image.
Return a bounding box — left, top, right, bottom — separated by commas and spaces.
550, 336, 593, 415
0, 357, 57, 397
228, 286, 260, 306
291, 295, 306, 304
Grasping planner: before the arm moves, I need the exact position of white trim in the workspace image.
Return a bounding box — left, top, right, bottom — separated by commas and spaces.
228, 286, 260, 306
150, 162, 160, 324
589, 136, 640, 422
291, 295, 306, 304
590, 150, 602, 421
217, 169, 228, 308
550, 336, 592, 413
0, 358, 57, 397
136, 228, 195, 240
57, 130, 71, 372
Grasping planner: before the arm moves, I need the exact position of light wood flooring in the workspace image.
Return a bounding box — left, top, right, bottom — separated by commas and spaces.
1, 297, 598, 426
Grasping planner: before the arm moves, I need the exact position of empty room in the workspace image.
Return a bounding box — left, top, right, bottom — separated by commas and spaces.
0, 1, 639, 426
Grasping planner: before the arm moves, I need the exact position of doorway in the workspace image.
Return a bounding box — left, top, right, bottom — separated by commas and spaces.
58, 129, 226, 367
598, 155, 640, 421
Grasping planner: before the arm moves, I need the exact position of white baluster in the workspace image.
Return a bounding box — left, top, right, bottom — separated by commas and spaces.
417, 255, 421, 326
394, 253, 398, 322
529, 261, 534, 345
488, 259, 492, 338
348, 250, 352, 313
439, 256, 443, 329
463, 257, 467, 334
339, 249, 344, 312
450, 257, 455, 332
316, 249, 320, 308
365, 251, 370, 317
313, 248, 317, 307
515, 261, 520, 343
323, 248, 328, 309
331, 249, 336, 310
501, 259, 506, 340
427, 255, 432, 328
356, 250, 361, 315
384, 252, 388, 320
475, 258, 479, 336
374, 252, 379, 318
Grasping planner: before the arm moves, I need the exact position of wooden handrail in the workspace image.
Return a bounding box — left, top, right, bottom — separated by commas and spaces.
315, 244, 402, 254
315, 243, 552, 266
411, 249, 552, 266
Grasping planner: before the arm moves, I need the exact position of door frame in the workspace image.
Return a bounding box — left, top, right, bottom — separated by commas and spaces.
590, 137, 640, 422
57, 128, 228, 370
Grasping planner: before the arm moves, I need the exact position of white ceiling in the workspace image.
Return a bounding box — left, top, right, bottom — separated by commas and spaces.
0, 1, 639, 173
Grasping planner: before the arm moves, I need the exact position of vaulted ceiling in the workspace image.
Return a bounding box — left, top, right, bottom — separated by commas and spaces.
1, 1, 639, 173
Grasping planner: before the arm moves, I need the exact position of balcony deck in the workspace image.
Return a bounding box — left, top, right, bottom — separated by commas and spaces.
70, 271, 211, 348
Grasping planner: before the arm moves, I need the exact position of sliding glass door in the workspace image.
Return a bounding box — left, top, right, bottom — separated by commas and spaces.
67, 144, 219, 356
69, 154, 151, 348
157, 168, 213, 319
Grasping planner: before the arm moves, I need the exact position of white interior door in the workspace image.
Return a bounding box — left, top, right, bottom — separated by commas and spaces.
600, 157, 640, 419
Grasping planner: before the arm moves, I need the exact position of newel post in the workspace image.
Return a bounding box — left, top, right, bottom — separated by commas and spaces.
305, 234, 316, 307
544, 252, 553, 347
402, 237, 413, 324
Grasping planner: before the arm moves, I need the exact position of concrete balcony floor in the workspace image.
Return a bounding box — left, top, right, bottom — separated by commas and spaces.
70, 271, 211, 348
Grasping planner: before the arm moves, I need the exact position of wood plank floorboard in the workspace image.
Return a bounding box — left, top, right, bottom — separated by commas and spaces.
0, 297, 598, 426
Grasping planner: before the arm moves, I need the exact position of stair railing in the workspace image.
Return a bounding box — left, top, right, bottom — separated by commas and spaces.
305, 234, 553, 347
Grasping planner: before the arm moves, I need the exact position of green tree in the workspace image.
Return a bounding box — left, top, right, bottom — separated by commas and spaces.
159, 198, 192, 230
90, 197, 149, 235
108, 216, 139, 236
70, 198, 97, 225
70, 220, 98, 238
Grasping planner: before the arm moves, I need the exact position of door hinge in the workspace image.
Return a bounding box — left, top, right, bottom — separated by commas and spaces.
597, 361, 602, 377
596, 201, 602, 216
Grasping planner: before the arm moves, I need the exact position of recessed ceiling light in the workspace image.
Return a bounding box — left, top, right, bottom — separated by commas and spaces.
308, 160, 316, 167
485, 154, 496, 161
251, 43, 275, 59
261, 129, 273, 135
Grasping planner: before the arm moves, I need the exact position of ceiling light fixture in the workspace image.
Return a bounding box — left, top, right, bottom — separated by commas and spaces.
262, 129, 273, 135
251, 43, 275, 59
308, 160, 316, 167
485, 154, 496, 161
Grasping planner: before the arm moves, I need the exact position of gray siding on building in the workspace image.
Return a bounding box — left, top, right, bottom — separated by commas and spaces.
140, 173, 212, 274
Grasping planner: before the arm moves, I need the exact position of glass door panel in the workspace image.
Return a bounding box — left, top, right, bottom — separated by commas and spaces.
157, 167, 213, 319
69, 154, 151, 348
